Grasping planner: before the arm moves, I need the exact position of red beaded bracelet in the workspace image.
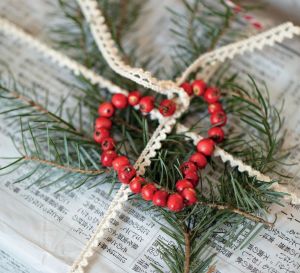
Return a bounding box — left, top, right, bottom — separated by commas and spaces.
94, 80, 227, 212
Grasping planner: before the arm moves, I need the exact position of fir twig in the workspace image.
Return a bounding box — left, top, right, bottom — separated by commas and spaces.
4, 87, 91, 140
184, 229, 191, 273
23, 156, 106, 175
197, 202, 273, 227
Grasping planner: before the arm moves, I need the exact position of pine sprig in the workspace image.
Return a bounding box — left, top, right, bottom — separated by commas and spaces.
51, 0, 145, 75
168, 0, 250, 78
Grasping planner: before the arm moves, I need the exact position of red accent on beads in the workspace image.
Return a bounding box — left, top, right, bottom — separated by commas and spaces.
208, 102, 223, 114
158, 99, 176, 117
189, 152, 207, 169
101, 150, 117, 167
180, 82, 193, 96
180, 162, 198, 175
101, 137, 115, 151
95, 117, 112, 130
167, 193, 184, 212
234, 5, 242, 13
94, 128, 110, 143
118, 165, 136, 184
203, 87, 221, 103
141, 184, 157, 201
181, 188, 197, 205
176, 179, 194, 192
128, 91, 141, 106
98, 102, 115, 118
112, 93, 128, 109
112, 156, 130, 172
210, 111, 227, 127
253, 22, 262, 30
197, 138, 215, 156
192, 80, 206, 96
152, 190, 169, 207
129, 176, 145, 193
139, 96, 155, 113
208, 127, 224, 143
184, 171, 199, 187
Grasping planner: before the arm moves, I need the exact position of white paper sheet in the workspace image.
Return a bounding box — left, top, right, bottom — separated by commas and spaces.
0, 1, 300, 273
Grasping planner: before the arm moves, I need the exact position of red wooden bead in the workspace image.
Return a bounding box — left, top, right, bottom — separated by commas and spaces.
189, 152, 207, 169
101, 150, 117, 167
210, 111, 227, 127
208, 127, 224, 143
152, 190, 169, 207
167, 193, 184, 212
95, 117, 112, 130
98, 102, 115, 118
118, 165, 136, 184
192, 80, 206, 96
180, 161, 198, 175
208, 102, 223, 114
182, 188, 198, 205
253, 22, 262, 30
180, 82, 193, 96
184, 171, 199, 187
101, 137, 115, 151
196, 138, 215, 156
112, 93, 128, 109
129, 176, 145, 193
112, 156, 130, 172
203, 87, 220, 103
139, 96, 155, 113
94, 128, 110, 143
176, 179, 194, 192
141, 184, 157, 201
158, 99, 176, 117
128, 91, 141, 106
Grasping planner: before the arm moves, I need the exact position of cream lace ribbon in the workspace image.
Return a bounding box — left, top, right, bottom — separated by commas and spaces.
1, 2, 300, 271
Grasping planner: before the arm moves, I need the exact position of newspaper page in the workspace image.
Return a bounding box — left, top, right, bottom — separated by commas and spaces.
0, 1, 300, 273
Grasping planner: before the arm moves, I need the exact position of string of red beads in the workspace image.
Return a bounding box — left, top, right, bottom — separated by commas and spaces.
95, 92, 176, 145
94, 81, 226, 212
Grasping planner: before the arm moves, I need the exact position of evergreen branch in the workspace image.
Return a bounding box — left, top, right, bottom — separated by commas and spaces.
23, 156, 106, 175
52, 0, 144, 72
197, 201, 273, 227
7, 88, 91, 140
140, 179, 274, 226
169, 0, 247, 78
207, 2, 236, 51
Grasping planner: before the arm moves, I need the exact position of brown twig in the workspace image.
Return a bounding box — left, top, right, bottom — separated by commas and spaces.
198, 201, 274, 227
184, 229, 191, 273
24, 156, 107, 175
13, 90, 144, 135
10, 90, 92, 141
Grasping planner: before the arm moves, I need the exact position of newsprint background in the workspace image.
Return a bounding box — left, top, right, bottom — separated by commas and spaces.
0, 1, 300, 273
